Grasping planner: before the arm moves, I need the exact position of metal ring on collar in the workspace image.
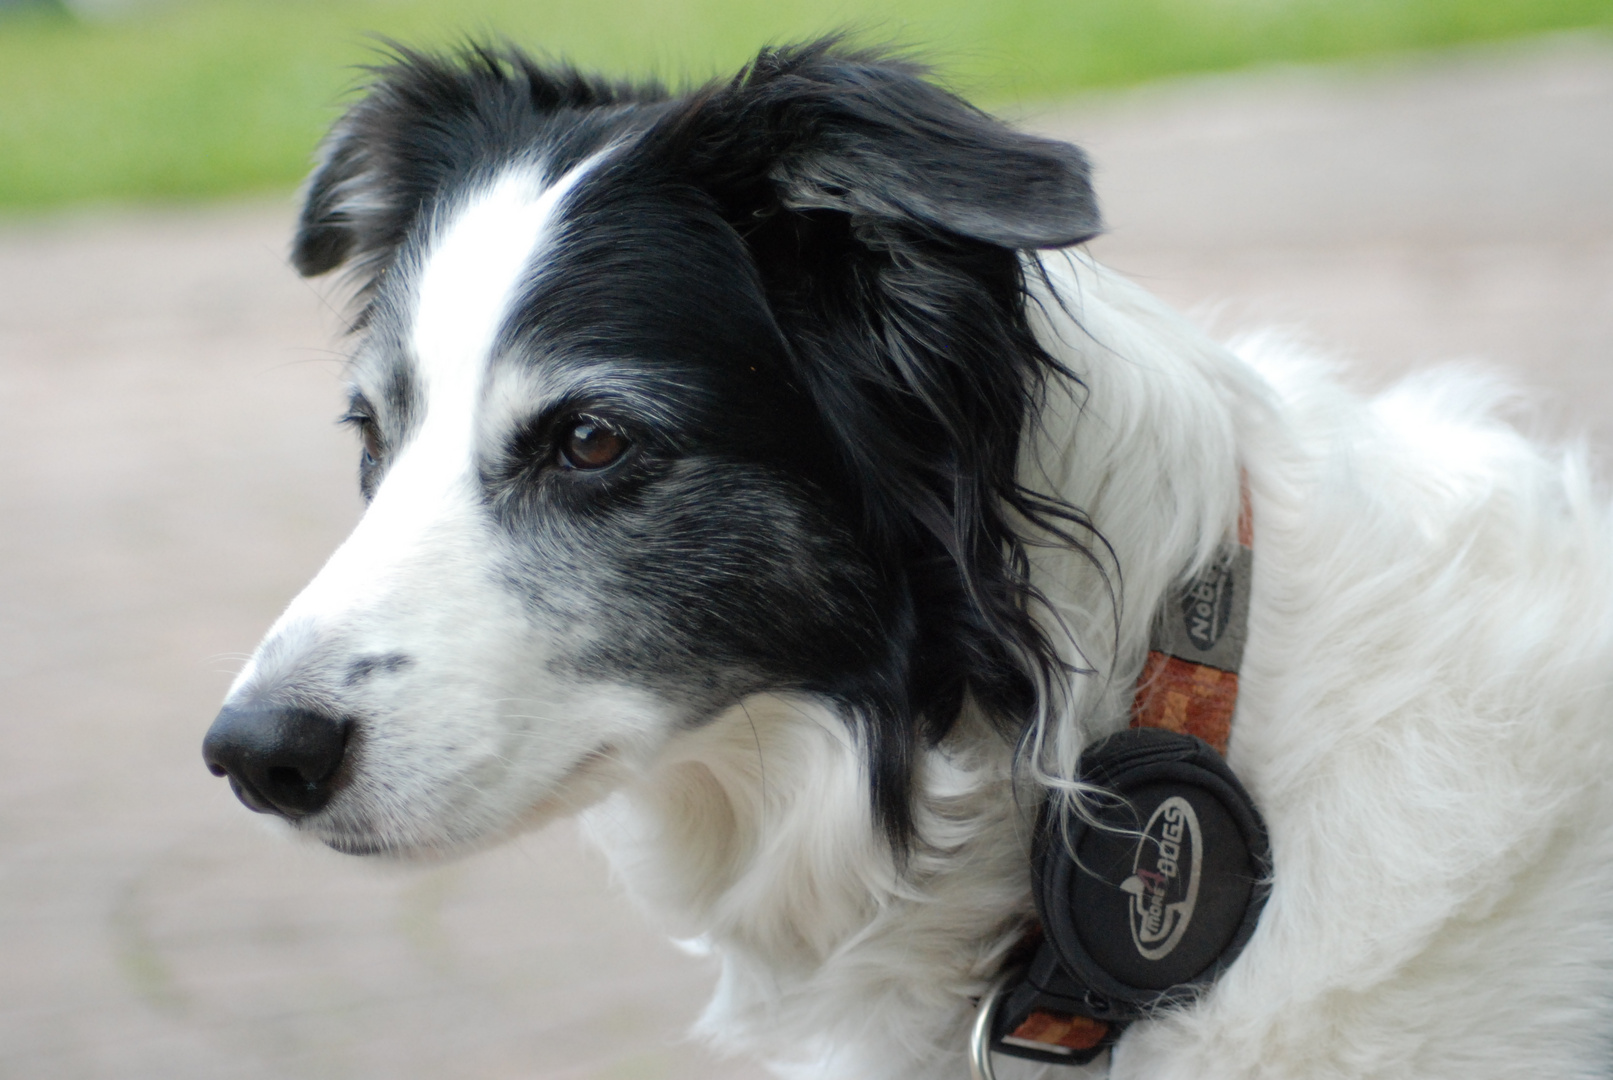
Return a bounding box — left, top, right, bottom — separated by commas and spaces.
969, 970, 1017, 1080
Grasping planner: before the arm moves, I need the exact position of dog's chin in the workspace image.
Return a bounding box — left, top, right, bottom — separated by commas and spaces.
310, 744, 629, 861
318, 832, 408, 858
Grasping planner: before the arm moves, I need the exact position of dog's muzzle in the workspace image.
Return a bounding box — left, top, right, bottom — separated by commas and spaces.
202, 704, 351, 818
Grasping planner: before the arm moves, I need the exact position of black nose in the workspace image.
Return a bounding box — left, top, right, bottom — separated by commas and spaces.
202, 704, 351, 818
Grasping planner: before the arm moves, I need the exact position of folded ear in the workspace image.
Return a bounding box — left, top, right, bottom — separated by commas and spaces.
290, 47, 469, 279
290, 101, 396, 278
737, 44, 1101, 250
291, 46, 651, 279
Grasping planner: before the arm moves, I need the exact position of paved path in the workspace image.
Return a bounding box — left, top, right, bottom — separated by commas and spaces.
1, 32, 1610, 1080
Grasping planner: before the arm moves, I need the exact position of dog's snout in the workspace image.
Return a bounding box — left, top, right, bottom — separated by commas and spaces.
202, 704, 351, 818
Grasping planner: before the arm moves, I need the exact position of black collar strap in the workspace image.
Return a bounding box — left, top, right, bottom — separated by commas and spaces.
971, 476, 1263, 1078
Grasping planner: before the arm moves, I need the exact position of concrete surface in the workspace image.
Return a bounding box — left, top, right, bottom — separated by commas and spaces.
1, 31, 1610, 1080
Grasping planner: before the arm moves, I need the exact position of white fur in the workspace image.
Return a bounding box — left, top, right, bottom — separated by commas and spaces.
582, 252, 1613, 1079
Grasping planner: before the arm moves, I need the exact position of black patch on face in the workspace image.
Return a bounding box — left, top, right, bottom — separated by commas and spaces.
477, 173, 884, 712
293, 37, 1108, 854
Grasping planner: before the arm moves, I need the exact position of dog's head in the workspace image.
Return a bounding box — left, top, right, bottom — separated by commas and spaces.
204, 40, 1101, 857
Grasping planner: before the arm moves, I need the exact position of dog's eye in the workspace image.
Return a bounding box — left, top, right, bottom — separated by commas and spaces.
358, 421, 383, 463
342, 413, 384, 464
559, 418, 629, 471
340, 404, 386, 501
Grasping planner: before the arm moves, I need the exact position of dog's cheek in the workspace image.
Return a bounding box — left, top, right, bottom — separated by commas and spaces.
520, 466, 888, 715
335, 571, 681, 819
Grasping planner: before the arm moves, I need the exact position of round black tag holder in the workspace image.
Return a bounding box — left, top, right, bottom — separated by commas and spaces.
972, 728, 1272, 1077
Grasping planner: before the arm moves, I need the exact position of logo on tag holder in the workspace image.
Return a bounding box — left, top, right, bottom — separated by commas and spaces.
1181, 561, 1234, 651
1119, 796, 1203, 961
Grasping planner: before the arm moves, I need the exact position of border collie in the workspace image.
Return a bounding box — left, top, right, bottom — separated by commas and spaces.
204, 40, 1613, 1079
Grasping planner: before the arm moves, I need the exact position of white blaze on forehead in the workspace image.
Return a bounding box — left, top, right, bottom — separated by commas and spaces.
245, 160, 598, 657
411, 166, 580, 436
409, 162, 599, 483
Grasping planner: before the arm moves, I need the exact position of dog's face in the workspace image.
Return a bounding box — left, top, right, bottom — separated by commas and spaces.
204, 42, 1101, 857
221, 156, 884, 855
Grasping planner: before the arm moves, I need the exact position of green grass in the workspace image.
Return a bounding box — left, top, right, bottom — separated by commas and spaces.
2, 0, 1611, 211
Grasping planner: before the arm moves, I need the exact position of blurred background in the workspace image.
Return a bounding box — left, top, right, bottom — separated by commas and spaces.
2, 2, 1611, 1078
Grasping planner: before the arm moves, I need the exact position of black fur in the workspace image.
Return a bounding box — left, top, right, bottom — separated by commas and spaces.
294, 38, 1104, 851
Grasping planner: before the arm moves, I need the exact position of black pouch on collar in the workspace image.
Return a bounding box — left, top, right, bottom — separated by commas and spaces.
988, 728, 1272, 1066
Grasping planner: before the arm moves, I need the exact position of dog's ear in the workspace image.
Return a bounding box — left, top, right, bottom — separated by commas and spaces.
292, 46, 655, 280
290, 101, 399, 278
699, 42, 1101, 250
290, 47, 481, 279
645, 43, 1103, 851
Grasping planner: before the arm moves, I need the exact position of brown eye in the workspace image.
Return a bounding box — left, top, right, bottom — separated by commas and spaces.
341, 408, 384, 464
559, 418, 628, 470
358, 420, 383, 463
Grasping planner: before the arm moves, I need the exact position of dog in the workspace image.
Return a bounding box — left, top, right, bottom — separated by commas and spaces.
203, 39, 1613, 1079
